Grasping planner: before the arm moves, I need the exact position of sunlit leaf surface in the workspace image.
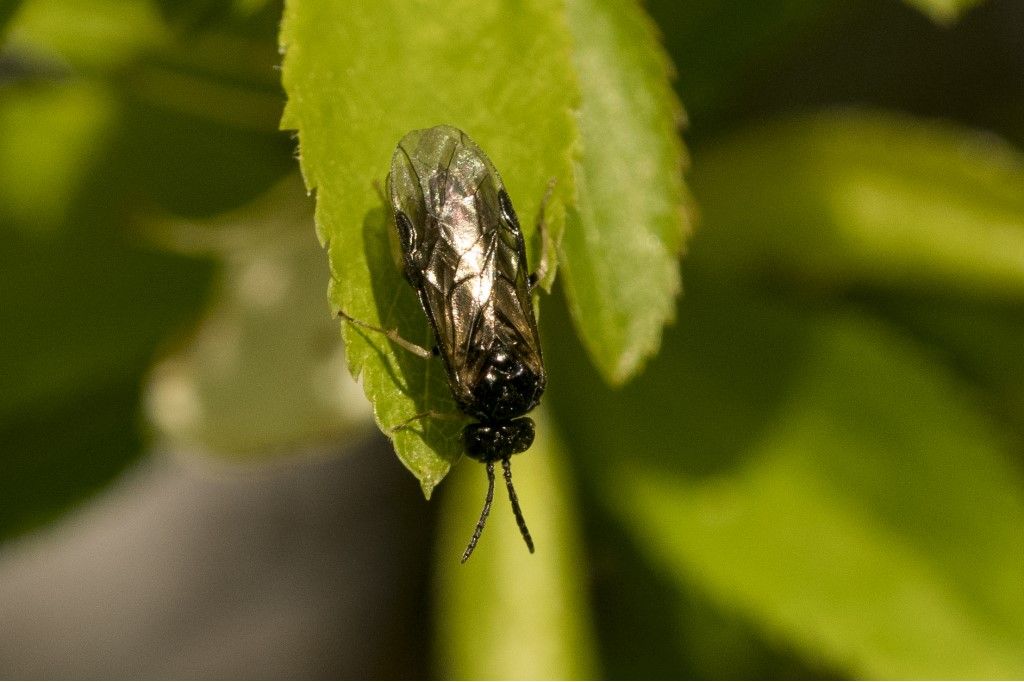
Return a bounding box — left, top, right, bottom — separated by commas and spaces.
562, 0, 693, 384
280, 0, 579, 494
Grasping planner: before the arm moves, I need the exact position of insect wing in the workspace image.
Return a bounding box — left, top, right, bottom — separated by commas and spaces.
388, 126, 544, 409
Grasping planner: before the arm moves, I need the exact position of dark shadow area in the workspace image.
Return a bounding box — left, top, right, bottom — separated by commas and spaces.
545, 267, 816, 481
742, 0, 1024, 146
651, 0, 1024, 147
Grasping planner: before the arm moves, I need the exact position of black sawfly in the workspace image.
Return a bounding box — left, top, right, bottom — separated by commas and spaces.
338, 125, 550, 562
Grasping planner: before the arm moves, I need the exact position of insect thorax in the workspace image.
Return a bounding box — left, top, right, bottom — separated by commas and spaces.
457, 344, 545, 422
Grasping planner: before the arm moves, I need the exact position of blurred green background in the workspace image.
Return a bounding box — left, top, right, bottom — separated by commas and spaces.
2, 0, 1024, 678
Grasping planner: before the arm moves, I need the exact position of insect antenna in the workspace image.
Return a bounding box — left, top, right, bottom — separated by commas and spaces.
502, 458, 535, 553
461, 461, 496, 563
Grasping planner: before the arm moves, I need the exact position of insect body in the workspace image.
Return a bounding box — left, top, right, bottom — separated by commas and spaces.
342, 125, 548, 562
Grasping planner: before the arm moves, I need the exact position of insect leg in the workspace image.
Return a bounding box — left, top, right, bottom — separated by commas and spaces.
461, 461, 496, 563
501, 457, 535, 553
389, 410, 464, 433
337, 309, 435, 359
528, 178, 557, 291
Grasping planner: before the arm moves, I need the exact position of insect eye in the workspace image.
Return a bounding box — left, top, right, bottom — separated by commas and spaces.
497, 189, 520, 233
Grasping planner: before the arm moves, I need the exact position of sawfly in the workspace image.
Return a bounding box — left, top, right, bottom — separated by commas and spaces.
338, 125, 551, 562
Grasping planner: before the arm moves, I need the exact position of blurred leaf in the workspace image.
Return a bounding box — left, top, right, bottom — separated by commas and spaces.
903, 0, 985, 22
584, 496, 833, 679
0, 75, 212, 420
111, 0, 292, 218
548, 286, 1024, 678
434, 411, 598, 679
692, 111, 1024, 299
108, 88, 291, 218
0, 0, 290, 538
673, 588, 836, 680
4, 0, 168, 71
7, 0, 292, 219
279, 0, 579, 494
0, 61, 214, 539
870, 294, 1024, 440
0, 0, 23, 32
0, 81, 114, 232
561, 0, 693, 384
146, 177, 371, 457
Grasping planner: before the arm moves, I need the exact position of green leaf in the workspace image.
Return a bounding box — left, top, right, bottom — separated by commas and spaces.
111, 3, 294, 219
903, 0, 985, 23
692, 111, 1024, 299
433, 410, 598, 679
4, 0, 168, 71
548, 288, 1024, 677
561, 0, 693, 384
0, 64, 213, 540
7, 0, 293, 219
0, 0, 24, 33
279, 0, 578, 494
146, 176, 371, 457
871, 295, 1024, 440
584, 496, 834, 679
0, 0, 292, 539
0, 82, 115, 233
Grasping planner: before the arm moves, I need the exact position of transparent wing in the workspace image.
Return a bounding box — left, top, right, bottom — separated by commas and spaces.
390, 126, 543, 406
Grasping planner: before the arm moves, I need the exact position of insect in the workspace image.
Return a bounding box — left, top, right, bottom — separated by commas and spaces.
338, 125, 550, 562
